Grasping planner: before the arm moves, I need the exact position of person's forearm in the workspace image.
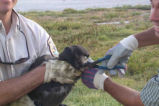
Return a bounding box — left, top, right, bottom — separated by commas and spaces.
135, 27, 159, 47
104, 78, 144, 106
0, 65, 45, 105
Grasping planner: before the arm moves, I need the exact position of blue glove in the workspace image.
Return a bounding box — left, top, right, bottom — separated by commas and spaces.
81, 68, 108, 90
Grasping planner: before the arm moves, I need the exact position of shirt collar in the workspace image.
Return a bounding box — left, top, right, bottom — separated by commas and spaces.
12, 9, 20, 28
0, 20, 6, 36
11, 10, 19, 34
0, 20, 2, 30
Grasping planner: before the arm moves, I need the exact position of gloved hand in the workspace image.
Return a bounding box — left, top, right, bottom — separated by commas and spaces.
9, 95, 35, 106
44, 60, 80, 84
109, 69, 126, 78
81, 68, 108, 90
104, 35, 138, 69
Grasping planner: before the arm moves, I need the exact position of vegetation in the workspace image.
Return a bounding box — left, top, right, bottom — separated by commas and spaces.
21, 5, 159, 105
115, 5, 151, 10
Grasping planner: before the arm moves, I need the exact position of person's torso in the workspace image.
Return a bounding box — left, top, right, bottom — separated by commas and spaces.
0, 11, 58, 81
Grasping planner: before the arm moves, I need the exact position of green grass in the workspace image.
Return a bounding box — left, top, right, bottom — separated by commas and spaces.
63, 78, 147, 106
115, 5, 151, 10
63, 80, 122, 106
21, 5, 159, 105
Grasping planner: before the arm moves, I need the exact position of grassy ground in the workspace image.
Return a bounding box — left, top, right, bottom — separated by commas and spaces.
21, 5, 159, 105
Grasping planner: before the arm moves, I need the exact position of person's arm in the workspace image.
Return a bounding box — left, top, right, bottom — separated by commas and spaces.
0, 65, 45, 105
104, 78, 144, 106
81, 69, 144, 106
103, 27, 159, 69
135, 27, 159, 47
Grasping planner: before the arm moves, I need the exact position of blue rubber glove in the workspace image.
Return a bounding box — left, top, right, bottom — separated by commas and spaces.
81, 68, 108, 90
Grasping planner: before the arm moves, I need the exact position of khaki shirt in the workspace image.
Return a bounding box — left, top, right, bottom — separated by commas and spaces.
0, 10, 58, 81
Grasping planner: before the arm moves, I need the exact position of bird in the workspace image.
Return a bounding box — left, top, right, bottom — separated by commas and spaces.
28, 45, 89, 106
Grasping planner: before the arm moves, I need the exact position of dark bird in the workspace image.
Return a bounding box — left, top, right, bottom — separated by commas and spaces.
28, 45, 89, 106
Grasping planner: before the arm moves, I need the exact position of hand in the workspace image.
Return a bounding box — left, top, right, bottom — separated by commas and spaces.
81, 68, 108, 90
109, 69, 126, 78
44, 60, 80, 84
104, 35, 138, 69
9, 95, 35, 106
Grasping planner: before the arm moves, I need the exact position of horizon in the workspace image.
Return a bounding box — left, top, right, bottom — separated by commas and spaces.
15, 0, 150, 12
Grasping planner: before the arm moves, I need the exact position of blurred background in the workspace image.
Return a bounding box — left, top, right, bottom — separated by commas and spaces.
15, 0, 150, 12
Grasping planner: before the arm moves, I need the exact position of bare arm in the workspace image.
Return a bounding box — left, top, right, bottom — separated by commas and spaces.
104, 78, 144, 106
0, 65, 45, 105
103, 28, 159, 105
135, 27, 159, 47
104, 27, 159, 105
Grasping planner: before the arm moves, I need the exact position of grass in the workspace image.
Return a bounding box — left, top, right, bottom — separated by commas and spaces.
63, 80, 122, 106
115, 5, 151, 10
21, 5, 159, 105
63, 78, 147, 106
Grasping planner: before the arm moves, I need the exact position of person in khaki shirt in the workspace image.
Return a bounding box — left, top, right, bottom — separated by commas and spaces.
0, 0, 77, 105
82, 0, 159, 106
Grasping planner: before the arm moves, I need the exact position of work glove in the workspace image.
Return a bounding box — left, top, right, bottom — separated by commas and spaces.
44, 60, 80, 84
104, 35, 138, 74
81, 68, 108, 90
9, 95, 35, 106
109, 69, 126, 78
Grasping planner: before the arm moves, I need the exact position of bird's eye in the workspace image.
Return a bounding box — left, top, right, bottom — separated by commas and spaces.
81, 56, 89, 64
